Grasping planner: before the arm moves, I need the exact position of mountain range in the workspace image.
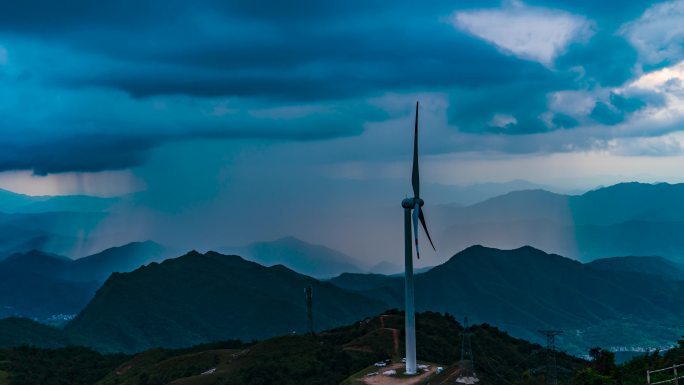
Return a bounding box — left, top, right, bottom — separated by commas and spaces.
432, 182, 684, 262
330, 245, 684, 352
0, 188, 122, 260
0, 211, 107, 259
0, 188, 119, 214
5, 181, 684, 270
586, 255, 684, 280
0, 241, 167, 319
4, 182, 684, 356
0, 243, 673, 355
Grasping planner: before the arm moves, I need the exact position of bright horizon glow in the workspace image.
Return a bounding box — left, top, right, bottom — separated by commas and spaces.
0, 170, 145, 197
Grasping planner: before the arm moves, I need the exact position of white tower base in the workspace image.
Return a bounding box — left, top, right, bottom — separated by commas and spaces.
403, 206, 417, 375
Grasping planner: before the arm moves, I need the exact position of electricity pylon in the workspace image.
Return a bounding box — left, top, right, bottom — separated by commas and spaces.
539, 330, 563, 385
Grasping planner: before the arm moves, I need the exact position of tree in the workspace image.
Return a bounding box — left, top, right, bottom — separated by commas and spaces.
571, 368, 613, 385
589, 347, 616, 376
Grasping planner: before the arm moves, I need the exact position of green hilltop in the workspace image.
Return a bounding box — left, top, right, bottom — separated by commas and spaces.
66, 250, 386, 352
0, 311, 587, 385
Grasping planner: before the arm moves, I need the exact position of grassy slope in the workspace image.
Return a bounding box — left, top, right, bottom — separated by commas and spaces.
90, 311, 586, 385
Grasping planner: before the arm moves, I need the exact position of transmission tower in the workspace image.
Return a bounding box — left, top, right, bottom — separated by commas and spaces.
456, 316, 479, 384
304, 285, 313, 335
538, 330, 563, 385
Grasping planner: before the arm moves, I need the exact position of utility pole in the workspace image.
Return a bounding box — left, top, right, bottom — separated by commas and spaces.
304, 286, 313, 335
539, 330, 563, 385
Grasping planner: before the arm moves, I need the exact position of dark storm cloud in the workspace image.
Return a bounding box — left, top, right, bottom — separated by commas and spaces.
60, 37, 549, 101
0, 0, 675, 173
447, 69, 577, 134
590, 102, 624, 126
0, 135, 157, 175
556, 33, 638, 87
42, 2, 550, 102
610, 93, 647, 113
0, 102, 374, 174
551, 113, 579, 129
588, 91, 664, 126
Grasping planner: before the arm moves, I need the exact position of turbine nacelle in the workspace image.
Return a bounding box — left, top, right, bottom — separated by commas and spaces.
401, 197, 424, 209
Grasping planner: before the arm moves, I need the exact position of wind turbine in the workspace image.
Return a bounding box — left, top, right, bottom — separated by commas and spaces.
401, 101, 436, 375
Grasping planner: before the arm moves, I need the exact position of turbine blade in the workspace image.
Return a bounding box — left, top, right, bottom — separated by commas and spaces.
418, 209, 436, 251
411, 101, 420, 199
412, 205, 420, 259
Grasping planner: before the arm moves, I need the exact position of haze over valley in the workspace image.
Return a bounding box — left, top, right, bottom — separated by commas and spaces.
2, 182, 684, 359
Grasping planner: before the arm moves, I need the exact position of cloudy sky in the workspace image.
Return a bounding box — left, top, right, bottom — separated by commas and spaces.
3, 0, 684, 262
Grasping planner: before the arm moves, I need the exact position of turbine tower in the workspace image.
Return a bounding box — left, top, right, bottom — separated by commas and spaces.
401, 101, 436, 374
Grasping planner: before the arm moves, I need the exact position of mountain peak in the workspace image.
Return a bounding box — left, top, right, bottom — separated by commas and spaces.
107, 240, 163, 252
512, 245, 547, 254
268, 236, 333, 251
444, 244, 568, 268
273, 236, 307, 245
500, 188, 563, 198
4, 249, 71, 263
69, 241, 168, 282
460, 244, 487, 252
455, 244, 531, 256
267, 263, 302, 276
204, 250, 249, 263
222, 236, 364, 278
182, 250, 203, 258
66, 248, 385, 352
582, 181, 684, 198
1, 250, 72, 280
